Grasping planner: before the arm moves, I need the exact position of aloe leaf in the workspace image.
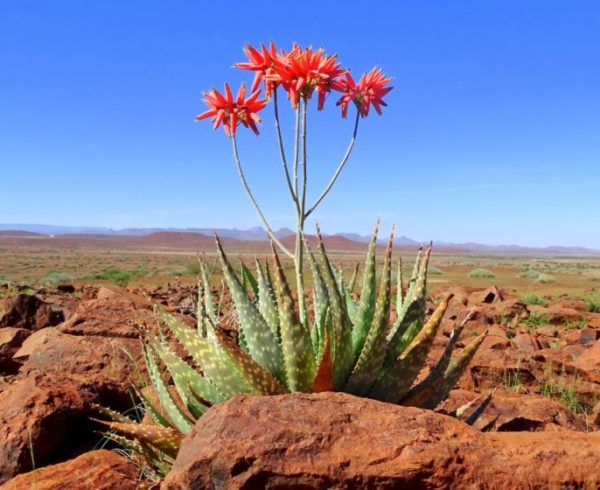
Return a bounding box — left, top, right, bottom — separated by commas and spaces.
144, 346, 195, 433
134, 387, 173, 428
241, 260, 259, 298
396, 257, 404, 313
215, 236, 284, 381
315, 225, 354, 388
271, 244, 316, 392
351, 220, 380, 357
386, 244, 432, 358
92, 404, 136, 425
305, 241, 329, 356
312, 310, 334, 392
200, 261, 217, 325
400, 313, 483, 409
256, 259, 280, 338
155, 308, 251, 397
196, 274, 207, 338
211, 323, 287, 395
145, 331, 224, 406
92, 419, 183, 458
344, 228, 394, 395
369, 294, 453, 403
424, 331, 487, 409
348, 263, 359, 293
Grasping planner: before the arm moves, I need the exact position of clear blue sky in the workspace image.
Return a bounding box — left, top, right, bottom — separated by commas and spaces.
1, 1, 599, 247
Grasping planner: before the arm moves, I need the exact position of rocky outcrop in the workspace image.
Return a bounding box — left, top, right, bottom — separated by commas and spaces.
0, 328, 30, 373
163, 392, 600, 490
0, 294, 63, 330
2, 449, 140, 490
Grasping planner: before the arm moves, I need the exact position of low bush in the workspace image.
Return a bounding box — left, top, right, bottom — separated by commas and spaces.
521, 294, 548, 307
41, 270, 73, 284
517, 269, 542, 279
468, 268, 495, 278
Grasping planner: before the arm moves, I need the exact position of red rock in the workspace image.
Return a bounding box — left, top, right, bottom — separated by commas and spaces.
529, 305, 584, 324
579, 328, 599, 345
57, 297, 152, 338
468, 286, 504, 305
471, 298, 528, 325
0, 328, 30, 373
0, 374, 136, 484
511, 333, 538, 352
440, 389, 588, 432
16, 331, 144, 396
577, 342, 600, 372
163, 392, 600, 489
0, 294, 64, 330
12, 328, 62, 362
2, 450, 140, 490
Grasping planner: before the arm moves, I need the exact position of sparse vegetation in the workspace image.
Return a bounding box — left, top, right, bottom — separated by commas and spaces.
40, 270, 73, 284
468, 268, 495, 278
523, 311, 550, 328
585, 297, 600, 313
88, 267, 150, 287
521, 293, 548, 307
428, 266, 443, 275
536, 273, 556, 284
517, 269, 542, 279
540, 378, 587, 415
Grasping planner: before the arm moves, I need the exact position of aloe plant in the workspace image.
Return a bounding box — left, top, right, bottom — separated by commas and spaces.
96, 224, 486, 477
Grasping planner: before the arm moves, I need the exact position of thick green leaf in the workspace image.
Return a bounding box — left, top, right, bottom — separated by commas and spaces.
145, 331, 224, 406
144, 346, 195, 433
256, 259, 280, 338
315, 225, 354, 389
211, 323, 287, 395
369, 294, 452, 403
348, 263, 359, 293
344, 228, 394, 395
93, 418, 183, 458
271, 244, 316, 392
241, 260, 259, 298
396, 258, 404, 313
305, 241, 329, 357
155, 308, 251, 397
351, 221, 380, 357
215, 236, 284, 381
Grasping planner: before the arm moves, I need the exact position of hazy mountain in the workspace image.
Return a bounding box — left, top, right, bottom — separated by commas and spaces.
1, 223, 598, 254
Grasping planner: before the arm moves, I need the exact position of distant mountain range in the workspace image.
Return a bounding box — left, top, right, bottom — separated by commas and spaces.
0, 223, 598, 255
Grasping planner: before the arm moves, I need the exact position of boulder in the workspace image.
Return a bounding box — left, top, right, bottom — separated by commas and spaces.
440, 389, 588, 432
468, 286, 504, 305
57, 297, 152, 338
0, 294, 63, 330
529, 305, 584, 324
163, 392, 600, 489
16, 330, 144, 396
0, 328, 30, 373
2, 450, 140, 490
0, 374, 136, 484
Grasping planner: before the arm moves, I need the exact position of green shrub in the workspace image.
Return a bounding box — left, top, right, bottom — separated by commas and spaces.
585, 298, 600, 313
91, 267, 149, 287
428, 266, 443, 275
41, 270, 73, 284
524, 312, 550, 328
468, 268, 495, 278
521, 294, 548, 307
517, 269, 542, 279
536, 273, 556, 284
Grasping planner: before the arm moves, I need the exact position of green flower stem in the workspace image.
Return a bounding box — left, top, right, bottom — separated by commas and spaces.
295, 98, 309, 326
273, 89, 299, 207
231, 134, 294, 258
304, 110, 360, 219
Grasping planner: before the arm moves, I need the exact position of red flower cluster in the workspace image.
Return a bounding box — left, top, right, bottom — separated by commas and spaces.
197, 42, 393, 135
195, 83, 266, 137
332, 68, 394, 118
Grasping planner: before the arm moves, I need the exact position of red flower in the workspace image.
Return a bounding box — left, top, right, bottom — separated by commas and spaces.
235, 42, 279, 98
268, 46, 346, 110
332, 67, 393, 118
196, 83, 267, 136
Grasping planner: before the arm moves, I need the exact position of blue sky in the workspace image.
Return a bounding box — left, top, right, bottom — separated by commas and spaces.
1, 1, 599, 247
